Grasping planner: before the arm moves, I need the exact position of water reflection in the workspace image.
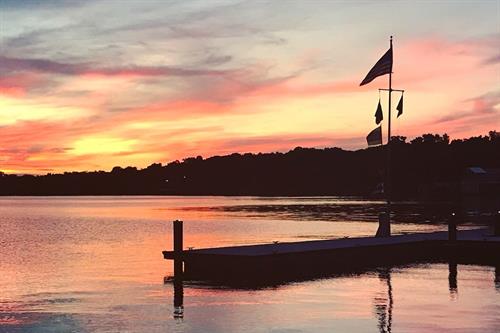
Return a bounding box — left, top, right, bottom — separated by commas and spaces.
177, 199, 497, 226
495, 265, 500, 292
2, 197, 499, 333
171, 262, 500, 332
374, 268, 393, 333
448, 262, 458, 297
173, 278, 184, 320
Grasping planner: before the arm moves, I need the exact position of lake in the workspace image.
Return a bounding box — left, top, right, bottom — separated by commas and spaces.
1, 196, 499, 332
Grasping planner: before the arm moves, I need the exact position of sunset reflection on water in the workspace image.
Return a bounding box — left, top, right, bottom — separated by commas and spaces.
1, 196, 499, 333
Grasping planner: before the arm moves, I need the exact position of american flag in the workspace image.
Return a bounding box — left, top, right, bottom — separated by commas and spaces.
360, 47, 393, 86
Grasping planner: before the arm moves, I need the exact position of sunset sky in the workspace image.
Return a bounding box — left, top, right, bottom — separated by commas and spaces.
1, 0, 499, 174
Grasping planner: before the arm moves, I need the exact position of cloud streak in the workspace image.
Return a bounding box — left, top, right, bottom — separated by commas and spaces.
435, 91, 500, 124
0, 55, 234, 78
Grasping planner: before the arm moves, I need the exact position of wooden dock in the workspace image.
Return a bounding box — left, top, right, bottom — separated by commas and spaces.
163, 221, 500, 285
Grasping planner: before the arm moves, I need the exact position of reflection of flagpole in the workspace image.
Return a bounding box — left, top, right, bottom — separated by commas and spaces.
375, 268, 393, 333
386, 270, 393, 333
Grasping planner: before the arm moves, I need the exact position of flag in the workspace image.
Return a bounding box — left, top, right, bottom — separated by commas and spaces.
375, 100, 383, 125
367, 126, 382, 146
360, 47, 393, 86
396, 95, 403, 117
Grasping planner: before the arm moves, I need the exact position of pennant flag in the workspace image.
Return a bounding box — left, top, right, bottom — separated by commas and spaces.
375, 100, 383, 125
367, 126, 382, 146
396, 94, 403, 117
360, 47, 393, 86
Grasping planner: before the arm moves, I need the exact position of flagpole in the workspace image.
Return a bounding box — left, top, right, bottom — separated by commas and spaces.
387, 36, 393, 229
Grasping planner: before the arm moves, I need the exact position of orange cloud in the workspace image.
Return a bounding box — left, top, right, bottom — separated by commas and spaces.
0, 86, 25, 97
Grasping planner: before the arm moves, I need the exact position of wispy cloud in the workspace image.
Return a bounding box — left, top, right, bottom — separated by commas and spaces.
435, 91, 500, 124
483, 53, 500, 65
0, 55, 234, 78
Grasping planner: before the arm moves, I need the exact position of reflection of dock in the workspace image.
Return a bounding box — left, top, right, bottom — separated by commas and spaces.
163, 221, 500, 285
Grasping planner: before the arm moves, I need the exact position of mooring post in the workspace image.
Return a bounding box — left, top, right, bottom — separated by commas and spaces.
376, 212, 390, 237
448, 212, 457, 241
494, 211, 500, 237
173, 220, 183, 279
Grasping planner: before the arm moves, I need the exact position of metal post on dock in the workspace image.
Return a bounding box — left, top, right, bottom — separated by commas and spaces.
448, 213, 457, 241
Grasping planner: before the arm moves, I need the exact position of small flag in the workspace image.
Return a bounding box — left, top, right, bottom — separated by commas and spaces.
396, 94, 403, 117
375, 100, 383, 125
367, 126, 382, 146
360, 47, 393, 86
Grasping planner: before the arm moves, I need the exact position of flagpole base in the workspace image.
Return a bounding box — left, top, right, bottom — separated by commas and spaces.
376, 212, 391, 237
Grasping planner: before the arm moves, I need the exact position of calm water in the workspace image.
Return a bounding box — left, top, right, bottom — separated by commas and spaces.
1, 196, 499, 333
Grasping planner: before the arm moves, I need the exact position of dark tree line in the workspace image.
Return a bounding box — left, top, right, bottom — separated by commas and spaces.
1, 131, 498, 198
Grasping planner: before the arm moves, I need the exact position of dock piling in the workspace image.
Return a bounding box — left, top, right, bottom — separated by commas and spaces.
448, 213, 457, 241
494, 211, 500, 237
172, 220, 184, 318
173, 220, 183, 279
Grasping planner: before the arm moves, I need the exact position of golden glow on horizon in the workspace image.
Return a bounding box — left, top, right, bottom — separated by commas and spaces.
72, 137, 137, 156
0, 96, 87, 125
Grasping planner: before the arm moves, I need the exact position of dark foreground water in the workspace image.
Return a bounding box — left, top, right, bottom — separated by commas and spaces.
1, 196, 499, 332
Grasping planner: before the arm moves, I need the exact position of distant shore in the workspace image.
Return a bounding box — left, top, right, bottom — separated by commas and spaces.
1, 132, 498, 199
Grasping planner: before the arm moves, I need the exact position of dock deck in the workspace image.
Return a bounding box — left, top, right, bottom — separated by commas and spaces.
163, 227, 500, 284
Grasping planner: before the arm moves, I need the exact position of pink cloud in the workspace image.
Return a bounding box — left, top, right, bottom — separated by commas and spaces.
0, 72, 47, 97
246, 78, 370, 98
0, 85, 25, 97
394, 35, 499, 88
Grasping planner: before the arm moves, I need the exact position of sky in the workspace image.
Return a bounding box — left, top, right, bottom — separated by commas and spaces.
0, 0, 499, 174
